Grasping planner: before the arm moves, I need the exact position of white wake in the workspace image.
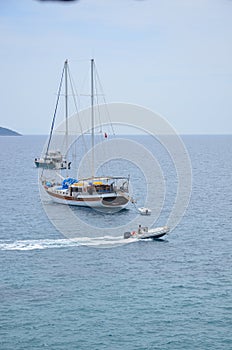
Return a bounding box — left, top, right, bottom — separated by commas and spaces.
0, 235, 135, 251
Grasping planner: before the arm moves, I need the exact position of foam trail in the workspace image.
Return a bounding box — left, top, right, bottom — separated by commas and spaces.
0, 236, 135, 251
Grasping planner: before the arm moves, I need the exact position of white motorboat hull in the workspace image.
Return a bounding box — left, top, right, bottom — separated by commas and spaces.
35, 151, 70, 170
35, 160, 70, 170
124, 226, 170, 240
138, 207, 151, 215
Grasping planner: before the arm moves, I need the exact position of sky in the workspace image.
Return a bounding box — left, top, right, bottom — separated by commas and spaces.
0, 0, 232, 134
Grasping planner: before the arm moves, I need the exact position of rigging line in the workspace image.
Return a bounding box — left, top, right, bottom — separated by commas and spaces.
92, 62, 111, 177
67, 63, 81, 107
67, 64, 88, 155
95, 62, 113, 176
94, 65, 116, 137
80, 64, 91, 109
93, 67, 103, 133
68, 60, 93, 177
45, 63, 65, 158
67, 64, 92, 177
41, 168, 44, 179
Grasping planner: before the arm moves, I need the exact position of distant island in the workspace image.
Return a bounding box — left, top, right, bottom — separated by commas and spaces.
0, 127, 21, 136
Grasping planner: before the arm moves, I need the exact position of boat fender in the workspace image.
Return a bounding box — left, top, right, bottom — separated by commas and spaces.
124, 232, 132, 239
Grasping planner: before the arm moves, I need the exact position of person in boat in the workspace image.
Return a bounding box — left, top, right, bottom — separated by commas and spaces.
138, 225, 142, 234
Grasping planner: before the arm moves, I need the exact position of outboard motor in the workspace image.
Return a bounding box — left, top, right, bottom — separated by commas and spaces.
124, 231, 132, 239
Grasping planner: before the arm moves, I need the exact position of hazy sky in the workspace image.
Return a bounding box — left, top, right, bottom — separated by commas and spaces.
0, 0, 232, 134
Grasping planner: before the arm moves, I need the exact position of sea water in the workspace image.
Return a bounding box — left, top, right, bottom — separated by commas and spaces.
0, 135, 231, 350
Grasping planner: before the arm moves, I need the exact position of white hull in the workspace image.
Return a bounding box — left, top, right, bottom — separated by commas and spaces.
45, 187, 129, 209
35, 160, 67, 170
124, 226, 170, 240
35, 151, 70, 170
138, 207, 151, 215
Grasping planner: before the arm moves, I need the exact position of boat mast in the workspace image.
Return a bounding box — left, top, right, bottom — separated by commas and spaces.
64, 59, 68, 168
91, 58, 94, 178
45, 62, 65, 160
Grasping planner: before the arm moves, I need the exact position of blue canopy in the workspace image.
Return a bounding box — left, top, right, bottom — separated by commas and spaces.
62, 177, 78, 189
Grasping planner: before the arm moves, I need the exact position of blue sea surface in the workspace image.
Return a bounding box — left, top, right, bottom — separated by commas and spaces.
0, 135, 231, 349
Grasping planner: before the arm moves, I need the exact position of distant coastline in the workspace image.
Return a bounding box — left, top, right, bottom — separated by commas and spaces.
0, 127, 21, 136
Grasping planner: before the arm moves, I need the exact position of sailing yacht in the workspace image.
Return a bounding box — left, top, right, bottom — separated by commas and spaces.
34, 60, 70, 170
42, 59, 130, 210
